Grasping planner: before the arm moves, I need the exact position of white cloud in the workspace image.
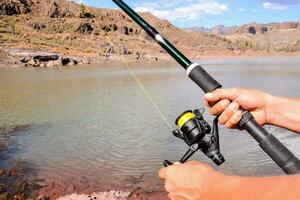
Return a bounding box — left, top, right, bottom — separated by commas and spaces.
134, 0, 228, 21
239, 8, 245, 12
262, 2, 288, 10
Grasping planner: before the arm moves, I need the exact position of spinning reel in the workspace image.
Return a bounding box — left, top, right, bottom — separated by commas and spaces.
164, 109, 225, 167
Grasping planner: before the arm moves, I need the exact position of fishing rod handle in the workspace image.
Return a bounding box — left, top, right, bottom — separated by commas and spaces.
187, 63, 300, 174
239, 111, 300, 174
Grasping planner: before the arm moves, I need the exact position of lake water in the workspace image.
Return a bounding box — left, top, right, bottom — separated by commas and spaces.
0, 58, 300, 195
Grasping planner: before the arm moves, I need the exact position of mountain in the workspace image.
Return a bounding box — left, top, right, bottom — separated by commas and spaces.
185, 22, 300, 53
184, 25, 236, 36
184, 26, 210, 33
0, 0, 239, 64
227, 22, 300, 52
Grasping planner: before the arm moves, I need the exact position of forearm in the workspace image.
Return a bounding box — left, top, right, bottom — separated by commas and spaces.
267, 95, 300, 133
216, 174, 300, 200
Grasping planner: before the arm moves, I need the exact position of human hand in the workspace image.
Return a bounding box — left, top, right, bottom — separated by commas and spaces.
204, 88, 272, 128
159, 161, 226, 200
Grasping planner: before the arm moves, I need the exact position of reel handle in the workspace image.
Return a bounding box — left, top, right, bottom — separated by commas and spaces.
163, 144, 199, 167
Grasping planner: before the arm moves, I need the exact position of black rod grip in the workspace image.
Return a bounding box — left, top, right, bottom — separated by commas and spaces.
240, 112, 300, 174
259, 134, 300, 174
188, 65, 222, 93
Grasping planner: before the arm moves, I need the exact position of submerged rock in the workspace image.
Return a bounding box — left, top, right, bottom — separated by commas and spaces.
0, 124, 30, 135
0, 124, 43, 200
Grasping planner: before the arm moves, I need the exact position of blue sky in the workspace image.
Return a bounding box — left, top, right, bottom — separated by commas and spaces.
76, 0, 300, 28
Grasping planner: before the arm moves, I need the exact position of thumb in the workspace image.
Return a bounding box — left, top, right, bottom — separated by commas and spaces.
159, 167, 167, 179
159, 162, 181, 179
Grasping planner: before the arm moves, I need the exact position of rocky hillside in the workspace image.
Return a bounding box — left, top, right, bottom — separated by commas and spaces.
0, 0, 239, 64
186, 22, 300, 53
227, 22, 300, 52
184, 25, 236, 36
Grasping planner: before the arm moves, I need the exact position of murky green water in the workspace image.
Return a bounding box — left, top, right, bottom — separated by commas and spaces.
0, 58, 300, 193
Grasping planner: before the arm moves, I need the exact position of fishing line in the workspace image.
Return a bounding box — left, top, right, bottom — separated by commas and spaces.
81, 0, 173, 131
122, 59, 173, 131
79, 0, 173, 130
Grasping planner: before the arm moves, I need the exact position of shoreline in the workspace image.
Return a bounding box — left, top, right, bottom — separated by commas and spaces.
1, 47, 300, 69
0, 124, 167, 199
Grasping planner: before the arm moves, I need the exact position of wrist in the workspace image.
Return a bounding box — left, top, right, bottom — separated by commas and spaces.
265, 96, 300, 132
210, 173, 244, 199
264, 93, 280, 125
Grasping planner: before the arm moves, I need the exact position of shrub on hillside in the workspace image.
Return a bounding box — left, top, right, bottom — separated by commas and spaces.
79, 3, 95, 18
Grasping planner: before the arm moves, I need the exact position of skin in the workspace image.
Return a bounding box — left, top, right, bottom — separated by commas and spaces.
159, 88, 300, 200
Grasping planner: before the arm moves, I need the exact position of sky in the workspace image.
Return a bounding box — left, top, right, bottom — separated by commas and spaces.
75, 0, 300, 28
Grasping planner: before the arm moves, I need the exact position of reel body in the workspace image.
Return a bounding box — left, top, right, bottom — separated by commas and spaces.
164, 109, 225, 167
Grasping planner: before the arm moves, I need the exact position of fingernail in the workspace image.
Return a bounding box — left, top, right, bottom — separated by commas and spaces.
230, 102, 239, 110
205, 93, 213, 99
233, 111, 242, 120
173, 162, 181, 165
222, 99, 229, 106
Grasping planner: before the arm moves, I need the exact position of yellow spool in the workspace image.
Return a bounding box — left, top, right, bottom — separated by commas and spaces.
177, 112, 196, 128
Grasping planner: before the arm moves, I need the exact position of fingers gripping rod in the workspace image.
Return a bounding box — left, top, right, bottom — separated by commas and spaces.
112, 0, 300, 174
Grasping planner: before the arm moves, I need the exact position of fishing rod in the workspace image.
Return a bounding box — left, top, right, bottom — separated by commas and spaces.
112, 0, 300, 175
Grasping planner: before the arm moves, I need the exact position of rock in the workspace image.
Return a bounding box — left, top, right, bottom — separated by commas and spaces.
0, 48, 9, 60
227, 44, 235, 51
0, 0, 31, 15
76, 23, 94, 34
61, 57, 78, 65
33, 55, 59, 62
121, 26, 129, 35
101, 43, 131, 55
20, 54, 79, 67
29, 22, 46, 30
100, 24, 121, 33
46, 60, 62, 67
100, 25, 111, 33
232, 23, 268, 35
27, 59, 37, 66
274, 22, 300, 29
37, 194, 50, 200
